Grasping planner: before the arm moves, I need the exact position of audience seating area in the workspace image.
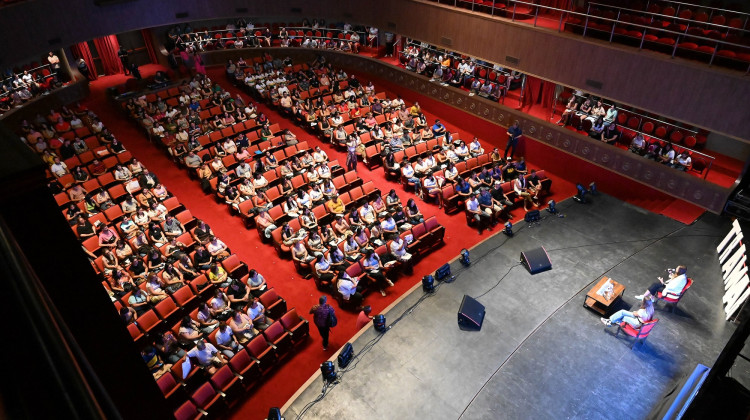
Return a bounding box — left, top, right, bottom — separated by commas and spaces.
19, 103, 313, 418
121, 57, 448, 312
0, 60, 67, 115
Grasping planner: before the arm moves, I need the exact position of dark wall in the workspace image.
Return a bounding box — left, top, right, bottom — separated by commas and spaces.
0, 0, 748, 142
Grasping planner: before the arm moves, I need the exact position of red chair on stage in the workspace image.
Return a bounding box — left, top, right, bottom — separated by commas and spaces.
616, 319, 659, 349
655, 278, 693, 312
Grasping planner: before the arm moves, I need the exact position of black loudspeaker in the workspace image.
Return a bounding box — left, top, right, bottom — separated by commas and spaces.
457, 295, 485, 331
435, 263, 451, 281
524, 209, 541, 222
520, 247, 552, 274
338, 343, 354, 368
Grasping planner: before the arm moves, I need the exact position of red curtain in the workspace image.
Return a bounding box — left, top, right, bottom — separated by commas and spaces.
141, 29, 159, 64
539, 81, 557, 109
93, 35, 123, 75
522, 75, 557, 110
70, 42, 97, 81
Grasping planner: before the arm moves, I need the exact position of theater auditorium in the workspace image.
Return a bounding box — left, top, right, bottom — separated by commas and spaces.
1, 1, 749, 419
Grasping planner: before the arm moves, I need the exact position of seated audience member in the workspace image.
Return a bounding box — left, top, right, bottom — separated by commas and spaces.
635, 265, 689, 301
601, 296, 654, 328
671, 151, 692, 171
338, 272, 364, 306
228, 310, 256, 344
600, 123, 620, 145
247, 298, 272, 330
629, 133, 647, 155
556, 96, 578, 126
466, 193, 490, 233
186, 340, 227, 374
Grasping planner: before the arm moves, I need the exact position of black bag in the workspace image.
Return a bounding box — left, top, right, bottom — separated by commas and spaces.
525, 209, 541, 222
327, 307, 338, 327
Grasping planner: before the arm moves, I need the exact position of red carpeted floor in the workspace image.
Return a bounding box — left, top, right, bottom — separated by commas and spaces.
81, 62, 575, 419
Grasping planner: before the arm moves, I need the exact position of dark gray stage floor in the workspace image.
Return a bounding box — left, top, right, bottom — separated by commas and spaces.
284, 194, 737, 420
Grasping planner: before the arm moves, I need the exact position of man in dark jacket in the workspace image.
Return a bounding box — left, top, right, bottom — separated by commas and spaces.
309, 296, 335, 351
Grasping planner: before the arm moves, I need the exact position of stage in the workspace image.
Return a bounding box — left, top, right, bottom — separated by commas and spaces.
283, 194, 737, 419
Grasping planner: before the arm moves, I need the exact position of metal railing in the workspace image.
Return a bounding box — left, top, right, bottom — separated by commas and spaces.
429, 0, 750, 73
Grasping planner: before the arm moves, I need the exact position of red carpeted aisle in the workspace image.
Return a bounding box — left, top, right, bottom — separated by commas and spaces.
81, 64, 573, 419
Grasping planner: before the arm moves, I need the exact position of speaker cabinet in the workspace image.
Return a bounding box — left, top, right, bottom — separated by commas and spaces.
521, 247, 552, 274
458, 295, 485, 331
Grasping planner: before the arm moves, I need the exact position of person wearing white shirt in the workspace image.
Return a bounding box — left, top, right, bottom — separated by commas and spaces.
466, 193, 490, 233
636, 266, 689, 301
390, 236, 412, 268
401, 161, 422, 197
186, 340, 226, 374
235, 161, 252, 178
359, 203, 377, 225
469, 137, 484, 157
214, 324, 241, 358
338, 272, 363, 305
313, 147, 328, 164
50, 158, 68, 178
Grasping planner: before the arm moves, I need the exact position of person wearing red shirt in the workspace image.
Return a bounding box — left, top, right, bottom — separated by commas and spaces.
356, 305, 373, 330
54, 117, 71, 133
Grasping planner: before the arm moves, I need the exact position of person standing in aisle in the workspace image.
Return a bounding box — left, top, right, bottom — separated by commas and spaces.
310, 296, 336, 351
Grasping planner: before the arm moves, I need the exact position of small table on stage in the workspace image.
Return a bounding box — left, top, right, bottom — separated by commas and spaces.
583, 277, 625, 316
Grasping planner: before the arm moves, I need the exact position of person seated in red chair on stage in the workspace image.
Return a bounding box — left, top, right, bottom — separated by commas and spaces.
601, 296, 654, 328
635, 265, 688, 302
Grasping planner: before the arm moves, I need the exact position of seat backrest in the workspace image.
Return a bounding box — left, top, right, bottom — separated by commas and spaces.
222, 254, 241, 272
157, 370, 178, 395
229, 348, 252, 371
247, 334, 269, 357
424, 216, 439, 231
263, 320, 285, 342
191, 382, 217, 407
637, 319, 658, 337
259, 288, 279, 307
280, 308, 300, 328
411, 222, 427, 239
174, 401, 199, 420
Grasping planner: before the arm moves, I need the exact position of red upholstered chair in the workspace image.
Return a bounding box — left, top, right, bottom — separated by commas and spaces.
263, 320, 293, 356
616, 319, 659, 349
154, 296, 181, 322
136, 309, 162, 335
259, 288, 287, 320
228, 348, 261, 388
190, 382, 224, 416
156, 370, 187, 408
279, 308, 310, 344
173, 400, 203, 420
246, 334, 278, 371
655, 278, 693, 312
209, 365, 242, 401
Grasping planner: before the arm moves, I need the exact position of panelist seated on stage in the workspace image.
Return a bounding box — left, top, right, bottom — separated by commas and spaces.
600, 296, 654, 329
635, 265, 688, 301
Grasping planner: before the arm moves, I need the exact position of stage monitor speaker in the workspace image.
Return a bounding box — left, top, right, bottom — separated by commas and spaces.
521, 247, 552, 274
458, 295, 485, 331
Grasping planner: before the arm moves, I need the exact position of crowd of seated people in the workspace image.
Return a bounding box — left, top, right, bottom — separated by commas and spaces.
1, 54, 68, 115
168, 18, 372, 56
556, 91, 708, 174
398, 41, 523, 102
20, 102, 309, 414
233, 54, 553, 234
121, 54, 445, 309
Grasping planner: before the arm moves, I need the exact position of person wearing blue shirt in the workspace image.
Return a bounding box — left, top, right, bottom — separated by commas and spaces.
505, 120, 522, 159
477, 189, 498, 226
432, 119, 446, 138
